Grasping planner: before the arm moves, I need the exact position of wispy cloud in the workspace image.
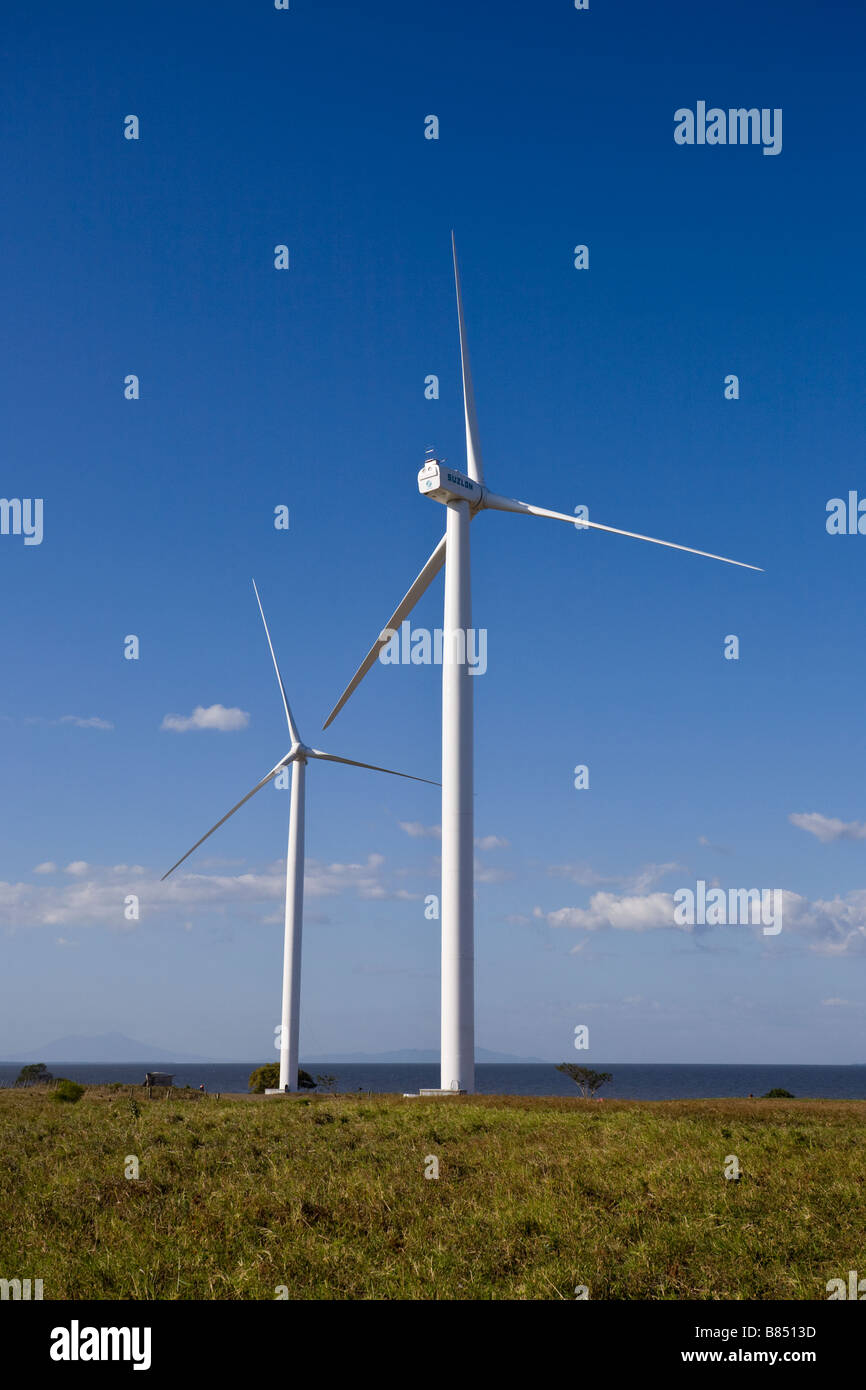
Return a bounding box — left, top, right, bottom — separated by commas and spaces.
548, 861, 683, 893
0, 853, 411, 930
698, 835, 733, 854
21, 715, 114, 731
399, 823, 509, 854
161, 704, 250, 733
789, 812, 866, 843
476, 863, 514, 884
399, 821, 441, 840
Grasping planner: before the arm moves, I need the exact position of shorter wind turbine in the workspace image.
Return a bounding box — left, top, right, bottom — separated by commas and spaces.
162, 580, 438, 1092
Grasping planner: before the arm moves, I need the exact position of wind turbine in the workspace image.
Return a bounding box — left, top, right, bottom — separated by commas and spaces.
323, 233, 762, 1096
162, 580, 438, 1093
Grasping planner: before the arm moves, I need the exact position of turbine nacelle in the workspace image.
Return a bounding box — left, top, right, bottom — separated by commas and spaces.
418, 460, 483, 510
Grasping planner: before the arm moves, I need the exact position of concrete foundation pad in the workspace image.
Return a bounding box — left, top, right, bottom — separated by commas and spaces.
403, 1088, 468, 1097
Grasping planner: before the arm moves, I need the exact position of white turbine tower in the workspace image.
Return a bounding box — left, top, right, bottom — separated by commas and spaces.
162, 580, 438, 1093
323, 233, 762, 1096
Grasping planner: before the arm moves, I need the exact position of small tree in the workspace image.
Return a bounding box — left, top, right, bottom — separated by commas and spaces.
556, 1064, 612, 1099
315, 1073, 338, 1094
16, 1063, 52, 1086
248, 1064, 316, 1094
762, 1087, 794, 1099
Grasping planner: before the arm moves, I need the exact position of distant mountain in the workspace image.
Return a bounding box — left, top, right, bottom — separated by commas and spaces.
305, 1047, 549, 1064
0, 1037, 550, 1065
1, 1033, 214, 1064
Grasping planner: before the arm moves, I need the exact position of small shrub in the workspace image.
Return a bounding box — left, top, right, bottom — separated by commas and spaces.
763, 1088, 795, 1099
51, 1079, 85, 1104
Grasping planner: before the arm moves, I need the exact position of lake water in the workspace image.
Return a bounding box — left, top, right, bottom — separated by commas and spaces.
2, 1062, 865, 1099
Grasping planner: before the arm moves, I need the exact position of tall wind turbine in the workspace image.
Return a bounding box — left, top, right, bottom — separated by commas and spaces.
162, 581, 438, 1093
323, 233, 762, 1097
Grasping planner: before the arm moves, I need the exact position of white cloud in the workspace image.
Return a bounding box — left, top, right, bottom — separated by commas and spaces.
542, 891, 679, 932
161, 704, 250, 733
535, 885, 866, 956
476, 835, 509, 850
64, 861, 90, 877
821, 997, 852, 1007
781, 891, 866, 954
34, 862, 57, 875
399, 821, 441, 839
789, 812, 866, 844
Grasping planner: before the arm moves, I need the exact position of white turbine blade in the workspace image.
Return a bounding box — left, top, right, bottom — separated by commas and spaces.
252, 579, 302, 743
322, 533, 447, 729
482, 491, 763, 572
308, 749, 439, 786
161, 754, 292, 881
452, 232, 484, 484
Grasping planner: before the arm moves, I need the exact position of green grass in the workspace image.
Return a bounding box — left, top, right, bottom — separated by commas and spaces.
1, 1088, 864, 1299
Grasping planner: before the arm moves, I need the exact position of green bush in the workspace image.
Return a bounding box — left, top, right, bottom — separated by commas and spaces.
248, 1064, 316, 1093
50, 1079, 85, 1104
763, 1088, 795, 1099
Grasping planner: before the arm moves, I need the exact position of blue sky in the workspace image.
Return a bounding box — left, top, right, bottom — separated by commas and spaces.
2, 0, 865, 1064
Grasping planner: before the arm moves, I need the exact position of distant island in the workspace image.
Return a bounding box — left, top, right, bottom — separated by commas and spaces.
0, 1037, 548, 1066
0, 1035, 548, 1066
303, 1048, 549, 1064
0, 1033, 215, 1065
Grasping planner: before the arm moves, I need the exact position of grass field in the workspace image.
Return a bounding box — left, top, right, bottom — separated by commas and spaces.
1, 1087, 864, 1300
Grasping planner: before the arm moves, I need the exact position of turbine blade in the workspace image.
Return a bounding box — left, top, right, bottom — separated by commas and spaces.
252, 579, 301, 743
161, 754, 292, 881
309, 750, 439, 786
322, 533, 447, 729
482, 491, 763, 572
452, 232, 484, 484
